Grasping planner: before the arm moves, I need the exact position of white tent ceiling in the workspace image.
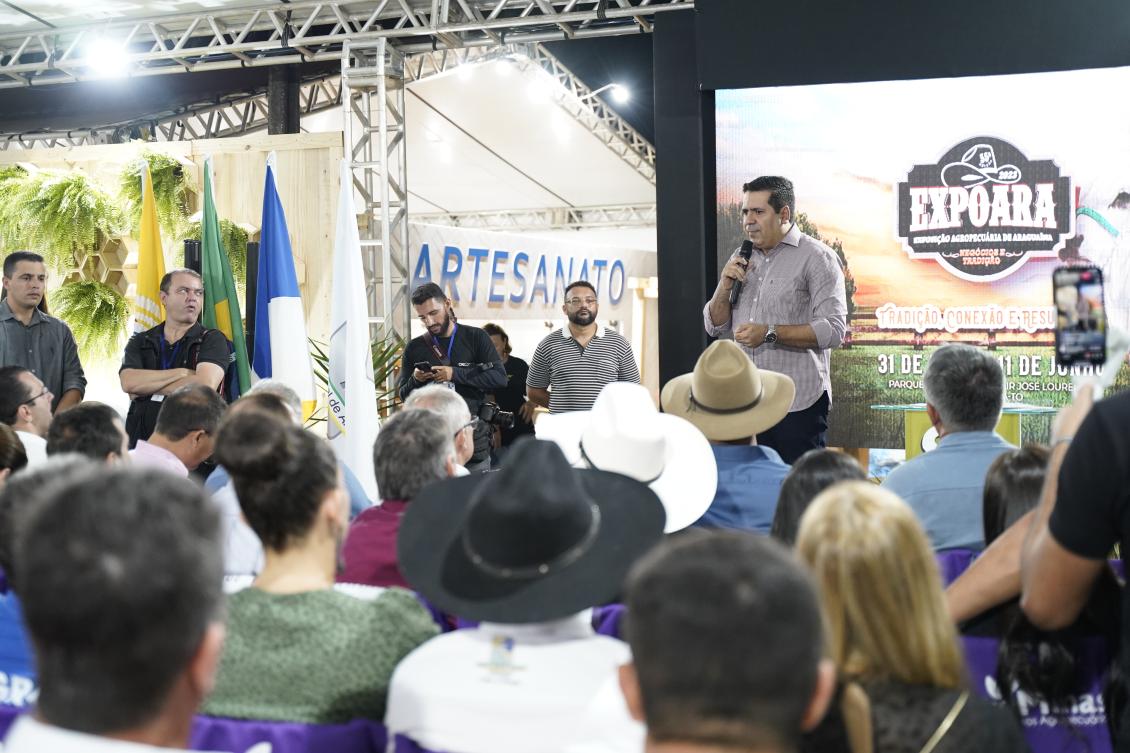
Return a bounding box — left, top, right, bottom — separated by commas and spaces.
405, 60, 654, 213
305, 56, 656, 216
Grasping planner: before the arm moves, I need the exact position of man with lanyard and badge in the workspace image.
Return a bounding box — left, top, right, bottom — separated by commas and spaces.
119, 269, 232, 448
397, 283, 507, 472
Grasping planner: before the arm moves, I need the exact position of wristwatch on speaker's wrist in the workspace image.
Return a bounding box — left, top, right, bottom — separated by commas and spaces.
764, 325, 779, 345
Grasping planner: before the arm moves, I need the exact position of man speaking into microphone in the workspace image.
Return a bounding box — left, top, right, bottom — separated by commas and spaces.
701, 176, 847, 463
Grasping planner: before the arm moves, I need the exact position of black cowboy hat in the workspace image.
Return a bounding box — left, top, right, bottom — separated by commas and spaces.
398, 438, 665, 624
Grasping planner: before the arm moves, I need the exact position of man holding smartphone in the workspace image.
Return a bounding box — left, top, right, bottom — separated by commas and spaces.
397, 283, 507, 471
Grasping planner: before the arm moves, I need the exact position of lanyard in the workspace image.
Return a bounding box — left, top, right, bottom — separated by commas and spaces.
429, 324, 457, 365
159, 337, 185, 371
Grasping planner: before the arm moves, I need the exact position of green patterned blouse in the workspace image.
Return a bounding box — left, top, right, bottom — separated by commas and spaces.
201, 586, 439, 724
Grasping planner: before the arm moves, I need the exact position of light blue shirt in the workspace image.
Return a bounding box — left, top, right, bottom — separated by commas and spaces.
882, 431, 1015, 551
692, 445, 790, 533
206, 460, 372, 519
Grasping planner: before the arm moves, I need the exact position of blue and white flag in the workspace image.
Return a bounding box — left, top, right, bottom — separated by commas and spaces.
252, 153, 317, 419
328, 159, 380, 500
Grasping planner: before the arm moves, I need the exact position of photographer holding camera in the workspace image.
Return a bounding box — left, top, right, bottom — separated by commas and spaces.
397, 283, 507, 472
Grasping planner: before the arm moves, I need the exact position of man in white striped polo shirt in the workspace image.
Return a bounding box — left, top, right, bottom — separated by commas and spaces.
526, 280, 640, 414
704, 176, 847, 463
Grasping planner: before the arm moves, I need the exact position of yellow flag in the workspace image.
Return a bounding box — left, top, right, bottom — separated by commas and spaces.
133, 164, 165, 332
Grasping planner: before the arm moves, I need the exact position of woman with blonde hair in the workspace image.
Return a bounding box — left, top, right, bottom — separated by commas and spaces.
796, 481, 1026, 753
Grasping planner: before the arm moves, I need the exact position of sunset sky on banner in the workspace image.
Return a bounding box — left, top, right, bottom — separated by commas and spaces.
715, 66, 1130, 310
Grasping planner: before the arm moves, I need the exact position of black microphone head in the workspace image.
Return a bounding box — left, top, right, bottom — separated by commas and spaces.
739, 240, 754, 259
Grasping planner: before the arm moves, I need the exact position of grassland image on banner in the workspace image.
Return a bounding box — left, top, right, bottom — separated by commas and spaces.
715, 67, 1130, 449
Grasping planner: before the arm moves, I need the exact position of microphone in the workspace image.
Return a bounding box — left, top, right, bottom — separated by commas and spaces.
728, 240, 755, 307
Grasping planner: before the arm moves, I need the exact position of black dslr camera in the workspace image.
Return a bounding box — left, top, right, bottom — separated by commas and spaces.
478, 401, 515, 430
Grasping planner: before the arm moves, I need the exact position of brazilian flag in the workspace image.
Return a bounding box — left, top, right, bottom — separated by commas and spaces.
200, 157, 252, 397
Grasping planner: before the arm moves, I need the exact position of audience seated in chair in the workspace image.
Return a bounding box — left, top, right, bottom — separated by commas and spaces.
661, 339, 796, 533
962, 445, 1122, 748
621, 529, 836, 753
796, 481, 1028, 753
537, 381, 717, 533
385, 438, 665, 753
204, 379, 373, 521
402, 384, 476, 475
45, 402, 129, 464
0, 455, 94, 711
206, 390, 302, 577
339, 408, 458, 589
0, 424, 27, 488
0, 366, 53, 469
129, 383, 226, 476
201, 411, 437, 724
4, 466, 225, 752
882, 344, 1014, 550
770, 448, 866, 546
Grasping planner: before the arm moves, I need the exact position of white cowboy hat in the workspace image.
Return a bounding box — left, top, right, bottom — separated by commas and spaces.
661, 340, 795, 441
535, 382, 718, 533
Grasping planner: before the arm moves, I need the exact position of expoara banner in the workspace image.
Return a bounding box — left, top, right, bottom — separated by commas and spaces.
407, 223, 656, 325
716, 66, 1130, 449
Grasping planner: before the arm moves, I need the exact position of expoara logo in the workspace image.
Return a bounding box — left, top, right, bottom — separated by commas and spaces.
896, 137, 1073, 282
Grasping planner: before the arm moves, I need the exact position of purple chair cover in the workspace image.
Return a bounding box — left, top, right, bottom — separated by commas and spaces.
935, 550, 1126, 589
453, 606, 626, 638
935, 549, 979, 587
190, 715, 388, 753
393, 733, 454, 753
962, 635, 1113, 753
0, 705, 21, 739
592, 604, 625, 639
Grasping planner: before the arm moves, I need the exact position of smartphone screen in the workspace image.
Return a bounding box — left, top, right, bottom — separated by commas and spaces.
1053, 265, 1106, 367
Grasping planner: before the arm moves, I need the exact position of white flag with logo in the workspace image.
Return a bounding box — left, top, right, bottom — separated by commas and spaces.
328, 159, 380, 501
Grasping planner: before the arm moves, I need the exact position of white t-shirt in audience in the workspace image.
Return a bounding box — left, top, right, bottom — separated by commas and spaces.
4, 716, 210, 753
385, 611, 643, 753
14, 431, 45, 469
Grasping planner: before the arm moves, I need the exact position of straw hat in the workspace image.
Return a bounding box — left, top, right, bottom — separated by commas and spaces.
661, 340, 795, 441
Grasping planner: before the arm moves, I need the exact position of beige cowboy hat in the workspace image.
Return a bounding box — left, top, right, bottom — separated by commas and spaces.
535, 382, 718, 533
661, 340, 795, 441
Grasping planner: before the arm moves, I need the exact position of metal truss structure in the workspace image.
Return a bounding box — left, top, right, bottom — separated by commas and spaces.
0, 74, 343, 150
342, 38, 412, 368
3, 43, 654, 184
0, 0, 692, 90
413, 202, 656, 230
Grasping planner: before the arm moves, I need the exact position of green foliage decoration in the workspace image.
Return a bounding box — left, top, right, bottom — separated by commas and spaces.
795, 212, 857, 321
307, 329, 407, 425
51, 280, 131, 361
0, 170, 125, 272
0, 166, 27, 254
183, 219, 249, 289
119, 152, 195, 239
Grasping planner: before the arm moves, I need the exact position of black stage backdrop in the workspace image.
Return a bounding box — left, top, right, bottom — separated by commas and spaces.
655, 0, 1130, 390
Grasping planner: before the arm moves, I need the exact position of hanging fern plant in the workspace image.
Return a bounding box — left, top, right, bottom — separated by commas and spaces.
0, 165, 26, 185
0, 170, 125, 272
0, 166, 27, 254
119, 152, 194, 239
183, 219, 249, 288
51, 280, 131, 361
